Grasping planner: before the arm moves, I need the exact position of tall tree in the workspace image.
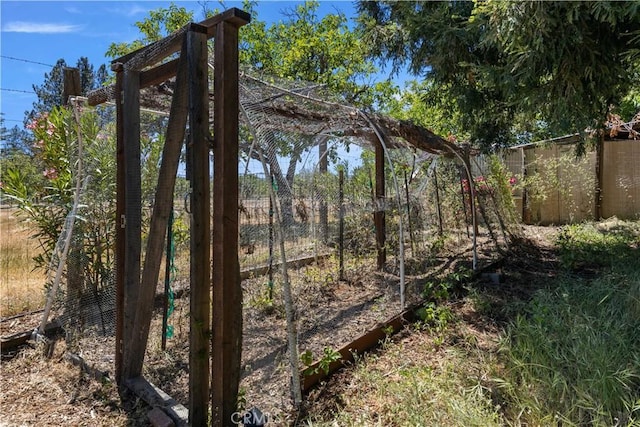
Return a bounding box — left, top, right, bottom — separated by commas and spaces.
482, 1, 640, 135
105, 3, 194, 56
106, 1, 379, 222
237, 0, 378, 221
239, 0, 376, 105
29, 57, 109, 123
358, 1, 640, 149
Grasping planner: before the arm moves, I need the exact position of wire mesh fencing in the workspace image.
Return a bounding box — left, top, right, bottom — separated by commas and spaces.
37, 101, 119, 372
30, 68, 520, 423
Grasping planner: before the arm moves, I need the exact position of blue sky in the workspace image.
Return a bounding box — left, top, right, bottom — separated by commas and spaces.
1, 0, 363, 128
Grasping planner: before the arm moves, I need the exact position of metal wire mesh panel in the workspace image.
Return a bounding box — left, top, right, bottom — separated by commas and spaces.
33, 62, 520, 423
40, 102, 180, 380
40, 102, 118, 373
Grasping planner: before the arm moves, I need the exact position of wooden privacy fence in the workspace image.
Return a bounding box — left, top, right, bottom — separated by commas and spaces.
504, 134, 640, 225
86, 8, 250, 426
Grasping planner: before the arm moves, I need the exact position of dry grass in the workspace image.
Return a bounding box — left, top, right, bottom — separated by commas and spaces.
0, 340, 147, 426
303, 300, 506, 427
0, 208, 47, 318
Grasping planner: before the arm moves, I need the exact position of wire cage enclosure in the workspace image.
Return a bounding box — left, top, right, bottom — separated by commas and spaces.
35, 9, 521, 424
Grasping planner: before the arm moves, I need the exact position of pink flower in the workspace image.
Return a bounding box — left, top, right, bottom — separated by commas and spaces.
26, 120, 38, 130
34, 140, 45, 149
43, 168, 58, 180
509, 176, 517, 186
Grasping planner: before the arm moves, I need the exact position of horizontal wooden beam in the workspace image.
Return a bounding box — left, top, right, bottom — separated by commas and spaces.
240, 253, 330, 280
112, 8, 250, 70
300, 306, 417, 392
201, 7, 251, 36
117, 26, 190, 72
87, 59, 179, 106
86, 85, 115, 106
0, 321, 62, 354
140, 58, 179, 88
126, 376, 188, 426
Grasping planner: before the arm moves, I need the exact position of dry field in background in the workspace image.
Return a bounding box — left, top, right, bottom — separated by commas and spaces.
0, 208, 47, 317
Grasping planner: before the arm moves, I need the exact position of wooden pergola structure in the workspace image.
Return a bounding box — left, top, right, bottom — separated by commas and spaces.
87, 8, 250, 426
80, 7, 479, 421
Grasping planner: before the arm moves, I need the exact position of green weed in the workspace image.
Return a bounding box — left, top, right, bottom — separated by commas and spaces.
498, 221, 640, 426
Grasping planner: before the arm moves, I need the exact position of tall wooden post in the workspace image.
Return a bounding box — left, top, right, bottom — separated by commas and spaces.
62, 67, 81, 105
120, 68, 142, 384
186, 24, 211, 427
211, 13, 249, 425
61, 67, 85, 331
128, 36, 190, 379
113, 63, 125, 386
374, 139, 386, 270
595, 132, 604, 220
319, 138, 329, 243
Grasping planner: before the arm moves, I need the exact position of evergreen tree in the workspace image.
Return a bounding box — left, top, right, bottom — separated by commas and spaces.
28, 57, 109, 123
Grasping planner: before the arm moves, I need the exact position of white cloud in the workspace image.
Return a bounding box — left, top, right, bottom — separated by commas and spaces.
65, 6, 82, 14
2, 21, 83, 34
105, 4, 150, 18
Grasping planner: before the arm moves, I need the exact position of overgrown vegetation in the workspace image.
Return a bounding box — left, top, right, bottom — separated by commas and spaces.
518, 149, 596, 224
497, 221, 640, 426
305, 220, 640, 426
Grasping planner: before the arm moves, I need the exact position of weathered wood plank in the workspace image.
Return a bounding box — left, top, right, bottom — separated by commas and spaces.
126, 376, 189, 427
240, 253, 330, 280
211, 18, 245, 426
201, 7, 250, 37
127, 35, 190, 378
140, 58, 179, 88
300, 306, 417, 393
87, 59, 178, 107
114, 64, 125, 385
0, 321, 62, 354
113, 10, 249, 71
121, 26, 188, 72
62, 67, 81, 104
86, 85, 115, 107
186, 24, 210, 427
120, 69, 142, 383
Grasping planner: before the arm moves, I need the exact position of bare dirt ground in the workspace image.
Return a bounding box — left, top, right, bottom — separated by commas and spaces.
0, 226, 555, 426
